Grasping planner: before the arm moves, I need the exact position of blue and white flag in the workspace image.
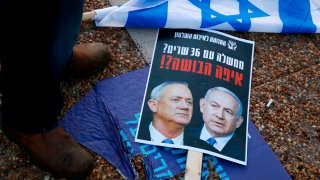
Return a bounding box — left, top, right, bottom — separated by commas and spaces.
93, 0, 320, 33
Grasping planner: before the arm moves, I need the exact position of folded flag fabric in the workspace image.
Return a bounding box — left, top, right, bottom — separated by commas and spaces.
93, 0, 320, 33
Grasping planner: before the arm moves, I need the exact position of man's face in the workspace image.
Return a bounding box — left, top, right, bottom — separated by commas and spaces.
200, 90, 243, 137
149, 84, 193, 126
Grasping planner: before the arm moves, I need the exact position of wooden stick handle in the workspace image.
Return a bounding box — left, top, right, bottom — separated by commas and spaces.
184, 150, 203, 180
82, 11, 96, 21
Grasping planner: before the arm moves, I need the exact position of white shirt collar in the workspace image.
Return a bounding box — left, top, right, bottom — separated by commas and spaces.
200, 125, 233, 151
149, 122, 184, 145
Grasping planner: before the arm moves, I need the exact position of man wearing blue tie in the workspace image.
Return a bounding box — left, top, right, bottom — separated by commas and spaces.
186, 86, 245, 161
137, 81, 193, 145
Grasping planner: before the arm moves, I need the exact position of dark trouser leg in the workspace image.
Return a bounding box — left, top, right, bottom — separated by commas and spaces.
0, 2, 97, 178
0, 0, 84, 133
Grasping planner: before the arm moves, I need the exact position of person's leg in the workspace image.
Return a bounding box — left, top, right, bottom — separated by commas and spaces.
0, 0, 74, 131
0, 0, 109, 178
1, 0, 111, 130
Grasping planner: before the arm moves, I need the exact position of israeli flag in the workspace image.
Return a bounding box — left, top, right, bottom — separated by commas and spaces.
93, 0, 320, 33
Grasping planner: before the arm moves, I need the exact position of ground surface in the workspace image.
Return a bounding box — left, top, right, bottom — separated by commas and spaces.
0, 0, 319, 179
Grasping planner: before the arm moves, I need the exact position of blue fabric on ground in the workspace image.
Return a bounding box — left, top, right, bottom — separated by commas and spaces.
59, 67, 291, 179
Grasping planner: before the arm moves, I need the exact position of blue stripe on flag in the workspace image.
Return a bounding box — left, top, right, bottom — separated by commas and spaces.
189, 0, 269, 32
279, 0, 316, 33
129, 0, 166, 7
126, 1, 168, 28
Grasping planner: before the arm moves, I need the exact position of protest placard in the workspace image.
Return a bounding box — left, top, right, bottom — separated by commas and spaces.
136, 28, 254, 165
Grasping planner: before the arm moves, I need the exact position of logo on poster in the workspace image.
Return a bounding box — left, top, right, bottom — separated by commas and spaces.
228, 40, 237, 51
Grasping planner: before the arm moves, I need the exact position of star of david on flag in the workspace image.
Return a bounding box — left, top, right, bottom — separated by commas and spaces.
87, 0, 320, 33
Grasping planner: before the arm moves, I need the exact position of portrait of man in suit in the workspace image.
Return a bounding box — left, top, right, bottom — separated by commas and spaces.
137, 81, 193, 145
186, 86, 245, 161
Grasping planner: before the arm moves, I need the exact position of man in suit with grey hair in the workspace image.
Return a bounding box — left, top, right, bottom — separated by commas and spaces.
186, 86, 245, 161
137, 81, 193, 145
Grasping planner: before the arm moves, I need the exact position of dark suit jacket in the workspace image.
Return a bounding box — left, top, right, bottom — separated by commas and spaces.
185, 126, 245, 161
137, 120, 152, 141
